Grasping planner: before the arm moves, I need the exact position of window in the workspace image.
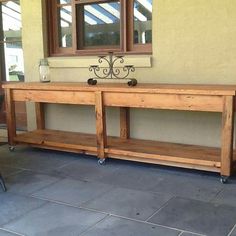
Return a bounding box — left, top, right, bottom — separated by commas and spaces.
0, 0, 24, 82
0, 0, 27, 130
47, 0, 153, 56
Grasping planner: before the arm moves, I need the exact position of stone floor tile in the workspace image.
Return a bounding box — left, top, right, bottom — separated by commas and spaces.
82, 216, 180, 236
149, 174, 223, 201
32, 178, 113, 206
5, 171, 61, 195
3, 202, 107, 236
0, 192, 47, 226
211, 181, 236, 207
54, 158, 120, 182
0, 146, 76, 174
82, 187, 172, 221
95, 164, 164, 191
148, 197, 236, 236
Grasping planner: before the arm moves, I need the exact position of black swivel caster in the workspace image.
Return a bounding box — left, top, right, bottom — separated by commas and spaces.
98, 158, 106, 165
220, 176, 228, 184
87, 78, 97, 85
127, 79, 137, 87
9, 146, 15, 152
0, 174, 7, 192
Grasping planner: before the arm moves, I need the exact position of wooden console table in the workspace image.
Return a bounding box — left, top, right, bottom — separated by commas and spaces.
3, 82, 236, 182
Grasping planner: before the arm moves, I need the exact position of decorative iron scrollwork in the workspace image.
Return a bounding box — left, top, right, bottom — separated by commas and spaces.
88, 52, 137, 86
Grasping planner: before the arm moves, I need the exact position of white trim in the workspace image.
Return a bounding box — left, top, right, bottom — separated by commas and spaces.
48, 55, 152, 68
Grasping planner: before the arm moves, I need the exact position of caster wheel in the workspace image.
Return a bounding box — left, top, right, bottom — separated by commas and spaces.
127, 79, 137, 87
98, 158, 106, 165
9, 146, 15, 152
87, 78, 97, 85
220, 176, 228, 184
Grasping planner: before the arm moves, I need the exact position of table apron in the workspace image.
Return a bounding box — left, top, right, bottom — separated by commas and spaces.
103, 92, 224, 112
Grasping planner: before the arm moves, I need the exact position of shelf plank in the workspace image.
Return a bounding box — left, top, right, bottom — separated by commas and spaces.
106, 139, 221, 171
14, 129, 97, 153
13, 129, 223, 172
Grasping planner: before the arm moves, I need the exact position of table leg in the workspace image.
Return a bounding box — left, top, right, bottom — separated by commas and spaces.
5, 89, 16, 150
95, 91, 107, 164
120, 107, 130, 139
35, 102, 45, 130
220, 96, 234, 182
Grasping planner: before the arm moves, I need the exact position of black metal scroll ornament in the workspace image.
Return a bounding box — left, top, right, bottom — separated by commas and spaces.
88, 52, 137, 86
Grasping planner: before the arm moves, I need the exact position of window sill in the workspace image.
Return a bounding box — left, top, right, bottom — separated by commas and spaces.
48, 55, 152, 69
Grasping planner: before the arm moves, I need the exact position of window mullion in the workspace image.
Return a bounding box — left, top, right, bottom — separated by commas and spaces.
126, 0, 134, 52
0, 2, 6, 81
120, 0, 126, 52
71, 0, 76, 53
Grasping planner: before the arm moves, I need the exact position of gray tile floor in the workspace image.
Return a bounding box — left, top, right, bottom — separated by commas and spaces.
0, 145, 236, 236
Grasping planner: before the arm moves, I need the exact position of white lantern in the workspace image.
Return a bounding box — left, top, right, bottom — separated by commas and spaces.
39, 59, 50, 82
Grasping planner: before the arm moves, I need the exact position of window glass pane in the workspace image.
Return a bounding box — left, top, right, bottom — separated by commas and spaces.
5, 41, 24, 81
57, 0, 71, 4
133, 0, 152, 44
58, 5, 72, 47
0, 0, 24, 82
77, 1, 120, 48
1, 0, 22, 41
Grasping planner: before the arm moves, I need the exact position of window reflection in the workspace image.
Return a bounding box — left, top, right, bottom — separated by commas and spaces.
58, 5, 72, 47
2, 0, 22, 39
133, 0, 152, 44
0, 0, 24, 82
76, 1, 121, 48
58, 0, 71, 4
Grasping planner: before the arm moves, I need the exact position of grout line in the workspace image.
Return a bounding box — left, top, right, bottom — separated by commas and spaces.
208, 185, 225, 203
179, 230, 207, 236
31, 180, 115, 208
1, 164, 28, 172
29, 194, 184, 233
54, 159, 78, 170
79, 215, 110, 236
227, 223, 236, 236
30, 195, 111, 215
0, 227, 25, 236
79, 185, 115, 206
1, 201, 49, 229
101, 213, 190, 234
30, 194, 206, 235
145, 196, 175, 222
28, 178, 63, 196
3, 169, 25, 178
3, 172, 64, 198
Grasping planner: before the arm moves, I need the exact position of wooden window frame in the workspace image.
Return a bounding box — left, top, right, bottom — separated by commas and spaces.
47, 0, 152, 56
47, 0, 74, 55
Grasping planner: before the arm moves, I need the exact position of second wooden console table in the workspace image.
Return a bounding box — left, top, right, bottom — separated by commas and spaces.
3, 82, 236, 182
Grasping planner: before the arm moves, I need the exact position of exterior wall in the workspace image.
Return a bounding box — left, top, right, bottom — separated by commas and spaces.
21, 0, 236, 147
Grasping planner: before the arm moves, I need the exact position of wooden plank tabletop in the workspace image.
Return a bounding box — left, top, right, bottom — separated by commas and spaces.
2, 82, 236, 95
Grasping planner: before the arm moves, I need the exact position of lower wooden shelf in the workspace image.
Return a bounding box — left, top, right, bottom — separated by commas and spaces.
14, 129, 98, 155
13, 129, 225, 173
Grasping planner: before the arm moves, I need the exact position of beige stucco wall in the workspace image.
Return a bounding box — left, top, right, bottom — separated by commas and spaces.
21, 0, 236, 147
